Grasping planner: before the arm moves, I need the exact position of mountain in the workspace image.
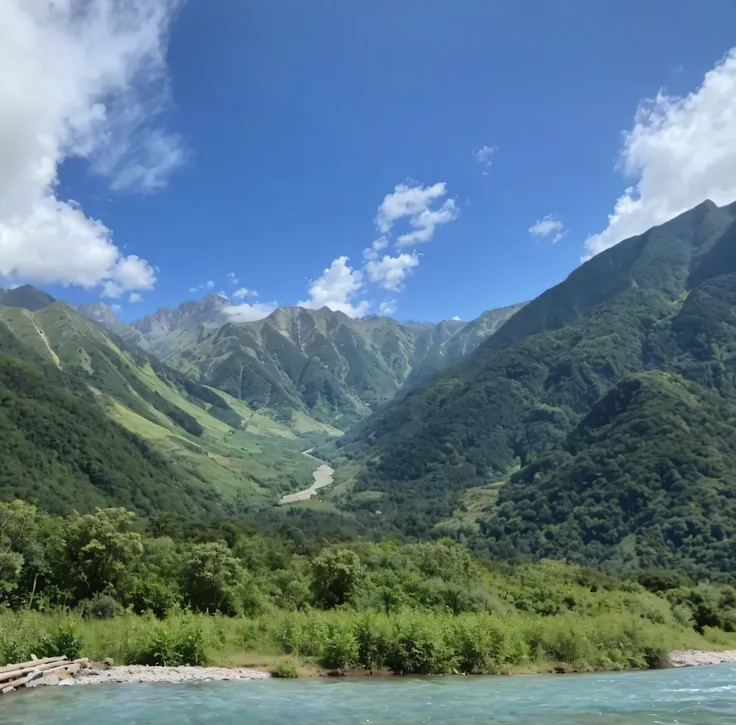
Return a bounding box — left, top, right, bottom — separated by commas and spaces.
151, 303, 524, 427
131, 293, 232, 338
76, 301, 149, 348
335, 199, 736, 580
0, 294, 333, 516
0, 284, 55, 311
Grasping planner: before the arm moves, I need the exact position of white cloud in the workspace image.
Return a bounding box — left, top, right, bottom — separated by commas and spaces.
451, 315, 461, 321
226, 272, 239, 284
396, 200, 458, 245
375, 182, 457, 243
129, 292, 142, 303
222, 301, 278, 322
365, 252, 420, 291
0, 1, 183, 296
188, 286, 200, 293
363, 236, 389, 261
585, 49, 736, 259
472, 144, 498, 173
110, 304, 122, 313
233, 287, 257, 299
206, 280, 215, 290
378, 299, 397, 316
217, 290, 228, 299
298, 256, 369, 318
529, 214, 566, 243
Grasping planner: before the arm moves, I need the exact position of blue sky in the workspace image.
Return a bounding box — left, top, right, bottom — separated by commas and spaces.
3, 1, 736, 323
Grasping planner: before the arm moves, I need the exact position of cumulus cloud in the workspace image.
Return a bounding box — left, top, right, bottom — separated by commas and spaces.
585, 49, 736, 259
363, 236, 389, 261
375, 182, 458, 244
206, 280, 215, 290
378, 299, 397, 316
365, 252, 420, 291
128, 292, 143, 303
529, 214, 566, 243
233, 287, 257, 299
374, 182, 458, 246
298, 256, 369, 318
472, 144, 498, 174
222, 301, 278, 322
110, 304, 122, 313
0, 0, 184, 296
451, 315, 461, 321
226, 272, 239, 284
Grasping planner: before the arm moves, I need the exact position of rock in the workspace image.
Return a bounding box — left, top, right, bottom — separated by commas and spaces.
103, 658, 114, 668
26, 674, 60, 688
58, 679, 75, 686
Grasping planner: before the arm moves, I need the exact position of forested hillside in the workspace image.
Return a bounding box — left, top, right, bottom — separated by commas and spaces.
154, 304, 523, 427
335, 200, 736, 581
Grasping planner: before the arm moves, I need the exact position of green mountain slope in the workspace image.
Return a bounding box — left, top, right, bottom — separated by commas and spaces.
336, 200, 736, 578
0, 297, 334, 515
149, 304, 523, 427
0, 320, 220, 516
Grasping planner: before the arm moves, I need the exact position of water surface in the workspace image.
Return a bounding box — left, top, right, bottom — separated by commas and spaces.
3, 665, 736, 725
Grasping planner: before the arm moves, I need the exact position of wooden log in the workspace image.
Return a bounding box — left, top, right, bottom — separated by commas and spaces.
1, 685, 16, 694
0, 658, 70, 684
0, 656, 66, 675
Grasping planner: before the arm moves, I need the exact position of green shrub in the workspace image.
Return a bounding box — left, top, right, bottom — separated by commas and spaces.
320, 621, 358, 672
271, 663, 298, 678
80, 594, 125, 620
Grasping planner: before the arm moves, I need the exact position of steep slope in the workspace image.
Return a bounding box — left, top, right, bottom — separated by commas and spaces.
0, 285, 55, 312
156, 304, 523, 427
77, 302, 149, 349
336, 200, 736, 574
482, 372, 736, 580
0, 299, 329, 514
0, 320, 221, 517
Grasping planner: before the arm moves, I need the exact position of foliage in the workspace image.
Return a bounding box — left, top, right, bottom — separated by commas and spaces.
338, 201, 736, 580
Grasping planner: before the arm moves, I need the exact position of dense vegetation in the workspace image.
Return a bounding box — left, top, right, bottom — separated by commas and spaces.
0, 331, 222, 517
336, 200, 736, 581
1, 501, 734, 673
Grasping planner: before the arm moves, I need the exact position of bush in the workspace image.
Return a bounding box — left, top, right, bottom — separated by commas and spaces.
320, 620, 358, 672
271, 663, 298, 678
80, 594, 125, 620
135, 614, 208, 666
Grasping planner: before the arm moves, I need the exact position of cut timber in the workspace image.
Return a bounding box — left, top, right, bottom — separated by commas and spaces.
0, 656, 66, 674
0, 658, 69, 684
1, 686, 16, 694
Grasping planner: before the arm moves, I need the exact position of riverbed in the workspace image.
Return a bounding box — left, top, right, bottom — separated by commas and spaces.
279, 449, 335, 503
5, 663, 736, 724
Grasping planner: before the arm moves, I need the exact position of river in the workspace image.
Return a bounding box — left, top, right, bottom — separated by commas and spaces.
4, 664, 736, 724
279, 448, 335, 504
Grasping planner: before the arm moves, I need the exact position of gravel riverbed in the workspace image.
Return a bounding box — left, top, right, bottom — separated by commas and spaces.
669, 650, 736, 667
72, 665, 270, 685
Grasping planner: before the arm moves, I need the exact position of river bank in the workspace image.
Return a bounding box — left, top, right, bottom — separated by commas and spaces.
279, 448, 335, 503
669, 649, 736, 667
37, 648, 736, 688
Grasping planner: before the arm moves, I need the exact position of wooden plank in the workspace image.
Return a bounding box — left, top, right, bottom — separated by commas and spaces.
0, 656, 66, 675
1, 685, 16, 694
0, 658, 70, 684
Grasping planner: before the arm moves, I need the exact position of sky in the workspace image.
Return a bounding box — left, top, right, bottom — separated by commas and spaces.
3, 1, 736, 324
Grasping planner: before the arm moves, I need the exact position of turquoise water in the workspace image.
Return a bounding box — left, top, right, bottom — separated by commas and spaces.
2, 665, 736, 724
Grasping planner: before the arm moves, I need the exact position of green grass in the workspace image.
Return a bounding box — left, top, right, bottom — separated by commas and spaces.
1, 609, 730, 675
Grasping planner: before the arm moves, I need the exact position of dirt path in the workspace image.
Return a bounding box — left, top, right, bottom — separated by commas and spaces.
279, 449, 335, 503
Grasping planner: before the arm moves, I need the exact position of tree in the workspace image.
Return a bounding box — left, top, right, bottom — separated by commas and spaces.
311, 548, 364, 608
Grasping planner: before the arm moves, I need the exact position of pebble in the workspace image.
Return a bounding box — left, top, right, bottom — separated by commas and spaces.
669, 650, 736, 667
72, 665, 270, 685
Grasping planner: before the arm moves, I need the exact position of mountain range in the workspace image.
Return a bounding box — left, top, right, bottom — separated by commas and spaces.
125, 295, 523, 427
0, 284, 523, 518
332, 199, 736, 580
5, 198, 736, 582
